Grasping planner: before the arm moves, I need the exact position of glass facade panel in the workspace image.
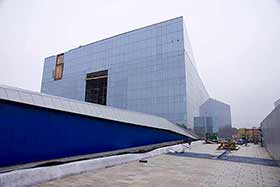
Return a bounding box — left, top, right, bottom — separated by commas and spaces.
41, 17, 209, 128
199, 98, 232, 132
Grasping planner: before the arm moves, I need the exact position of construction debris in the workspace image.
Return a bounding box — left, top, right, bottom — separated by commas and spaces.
139, 160, 148, 163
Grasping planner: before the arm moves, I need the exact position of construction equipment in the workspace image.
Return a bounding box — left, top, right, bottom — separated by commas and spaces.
217, 141, 239, 150
205, 133, 218, 144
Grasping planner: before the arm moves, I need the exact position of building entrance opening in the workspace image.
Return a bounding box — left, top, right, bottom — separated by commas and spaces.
85, 70, 108, 105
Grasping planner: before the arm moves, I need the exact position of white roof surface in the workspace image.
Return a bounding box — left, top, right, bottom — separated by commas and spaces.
0, 84, 196, 139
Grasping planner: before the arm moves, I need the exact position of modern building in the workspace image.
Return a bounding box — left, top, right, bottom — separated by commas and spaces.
193, 116, 213, 138
41, 17, 209, 128
199, 98, 231, 132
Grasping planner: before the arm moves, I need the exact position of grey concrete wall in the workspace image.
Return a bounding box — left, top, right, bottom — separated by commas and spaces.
261, 105, 280, 164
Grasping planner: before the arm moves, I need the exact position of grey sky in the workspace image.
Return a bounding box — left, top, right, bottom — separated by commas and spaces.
0, 0, 279, 128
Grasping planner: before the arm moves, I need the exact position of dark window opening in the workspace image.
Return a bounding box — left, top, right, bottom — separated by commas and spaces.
54, 54, 64, 80
85, 70, 108, 105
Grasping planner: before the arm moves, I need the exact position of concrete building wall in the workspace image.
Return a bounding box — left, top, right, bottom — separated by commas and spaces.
261, 105, 280, 165
199, 98, 231, 132
41, 17, 208, 128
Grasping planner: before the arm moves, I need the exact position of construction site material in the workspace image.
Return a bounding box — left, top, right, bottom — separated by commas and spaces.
235, 128, 261, 144
217, 141, 239, 151
205, 133, 219, 144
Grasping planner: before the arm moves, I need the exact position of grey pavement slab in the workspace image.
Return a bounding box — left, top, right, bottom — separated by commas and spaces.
0, 143, 191, 187
229, 143, 272, 159
183, 141, 225, 156
33, 143, 280, 187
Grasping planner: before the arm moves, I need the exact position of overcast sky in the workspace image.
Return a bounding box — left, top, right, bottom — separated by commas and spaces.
0, 0, 279, 128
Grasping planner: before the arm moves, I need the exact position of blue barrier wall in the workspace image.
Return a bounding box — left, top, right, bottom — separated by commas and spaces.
0, 100, 188, 167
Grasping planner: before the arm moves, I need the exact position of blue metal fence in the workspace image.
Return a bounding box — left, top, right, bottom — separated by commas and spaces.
0, 99, 188, 167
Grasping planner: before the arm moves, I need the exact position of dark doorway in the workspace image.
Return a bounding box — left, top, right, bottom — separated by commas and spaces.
85, 70, 108, 105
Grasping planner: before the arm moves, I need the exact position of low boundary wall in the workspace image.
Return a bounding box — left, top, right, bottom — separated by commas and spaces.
261, 105, 280, 165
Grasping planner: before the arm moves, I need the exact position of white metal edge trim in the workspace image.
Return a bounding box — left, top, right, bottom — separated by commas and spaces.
0, 143, 190, 187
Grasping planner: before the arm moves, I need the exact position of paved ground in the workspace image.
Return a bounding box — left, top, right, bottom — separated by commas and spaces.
34, 143, 280, 187
229, 143, 272, 159
179, 140, 225, 156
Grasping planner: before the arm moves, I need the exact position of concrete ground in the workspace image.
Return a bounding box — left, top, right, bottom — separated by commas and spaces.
34, 143, 280, 187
